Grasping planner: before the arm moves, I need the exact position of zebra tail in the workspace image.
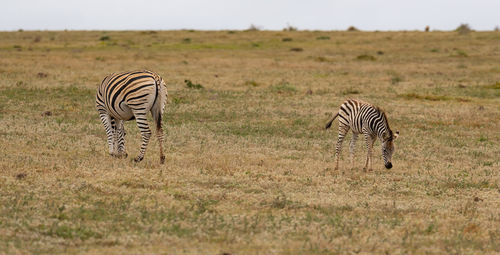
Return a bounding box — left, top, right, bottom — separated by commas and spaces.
151, 74, 168, 129
325, 113, 338, 129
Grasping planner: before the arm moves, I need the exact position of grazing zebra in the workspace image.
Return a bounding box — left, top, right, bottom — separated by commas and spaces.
325, 99, 399, 171
96, 70, 168, 164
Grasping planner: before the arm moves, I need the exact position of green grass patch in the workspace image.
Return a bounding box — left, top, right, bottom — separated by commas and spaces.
269, 82, 297, 93
184, 79, 204, 89
484, 82, 500, 89
316, 36, 330, 40
400, 93, 470, 102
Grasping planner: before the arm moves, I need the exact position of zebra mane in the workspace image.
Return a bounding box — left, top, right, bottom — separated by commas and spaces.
376, 107, 393, 140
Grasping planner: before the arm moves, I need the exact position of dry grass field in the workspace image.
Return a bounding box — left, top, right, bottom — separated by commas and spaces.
0, 30, 499, 254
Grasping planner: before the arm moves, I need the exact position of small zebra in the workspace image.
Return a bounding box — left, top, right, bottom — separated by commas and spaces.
96, 70, 168, 164
325, 99, 399, 171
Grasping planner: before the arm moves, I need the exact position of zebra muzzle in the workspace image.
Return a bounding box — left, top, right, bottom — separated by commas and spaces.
385, 162, 393, 169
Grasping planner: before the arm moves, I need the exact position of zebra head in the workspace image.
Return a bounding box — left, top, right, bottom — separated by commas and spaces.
382, 130, 399, 169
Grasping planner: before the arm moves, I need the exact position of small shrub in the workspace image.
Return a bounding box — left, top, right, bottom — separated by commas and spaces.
290, 47, 303, 52
185, 79, 203, 89
356, 54, 376, 61
13, 45, 22, 49
316, 36, 330, 40
425, 26, 430, 32
282, 38, 293, 42
182, 38, 191, 43
347, 26, 359, 31
227, 31, 236, 34
456, 24, 472, 35
99, 36, 110, 41
251, 43, 260, 47
18, 29, 23, 32
376, 51, 384, 55
33, 36, 41, 43
283, 24, 297, 31
430, 48, 439, 53
495, 26, 500, 32
246, 24, 260, 31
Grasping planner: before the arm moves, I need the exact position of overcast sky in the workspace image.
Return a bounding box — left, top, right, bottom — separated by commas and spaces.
1, 0, 499, 31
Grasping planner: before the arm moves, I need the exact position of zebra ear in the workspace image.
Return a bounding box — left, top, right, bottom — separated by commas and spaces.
393, 131, 399, 140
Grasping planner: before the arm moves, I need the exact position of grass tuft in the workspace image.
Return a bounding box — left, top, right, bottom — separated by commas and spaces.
185, 79, 204, 89
356, 54, 376, 61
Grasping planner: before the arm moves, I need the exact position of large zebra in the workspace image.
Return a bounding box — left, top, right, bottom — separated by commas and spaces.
96, 70, 168, 164
325, 99, 399, 171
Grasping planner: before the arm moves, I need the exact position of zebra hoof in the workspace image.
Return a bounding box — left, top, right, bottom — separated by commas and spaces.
134, 156, 143, 162
118, 152, 128, 159
160, 155, 165, 164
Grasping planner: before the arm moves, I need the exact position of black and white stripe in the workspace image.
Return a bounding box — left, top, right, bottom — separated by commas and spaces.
325, 99, 399, 171
96, 70, 168, 164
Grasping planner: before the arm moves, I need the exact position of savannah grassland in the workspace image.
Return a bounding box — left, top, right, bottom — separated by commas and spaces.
0, 29, 499, 254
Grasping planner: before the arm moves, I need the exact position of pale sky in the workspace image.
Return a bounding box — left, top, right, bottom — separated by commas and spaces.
1, 0, 499, 31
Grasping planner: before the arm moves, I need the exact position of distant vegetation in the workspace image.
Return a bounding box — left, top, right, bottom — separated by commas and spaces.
456, 23, 473, 35
347, 26, 359, 31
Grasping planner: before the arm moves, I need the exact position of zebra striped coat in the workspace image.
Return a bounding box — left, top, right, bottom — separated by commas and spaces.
325, 99, 399, 171
96, 70, 167, 164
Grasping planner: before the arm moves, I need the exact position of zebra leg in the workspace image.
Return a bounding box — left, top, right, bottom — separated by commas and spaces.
111, 117, 118, 156
116, 120, 128, 158
369, 136, 376, 171
154, 113, 165, 164
98, 111, 116, 156
132, 110, 152, 162
334, 124, 350, 170
349, 133, 358, 169
363, 134, 373, 172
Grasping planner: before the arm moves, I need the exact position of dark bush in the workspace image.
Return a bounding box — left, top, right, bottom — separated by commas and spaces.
347, 26, 359, 32
456, 24, 472, 35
